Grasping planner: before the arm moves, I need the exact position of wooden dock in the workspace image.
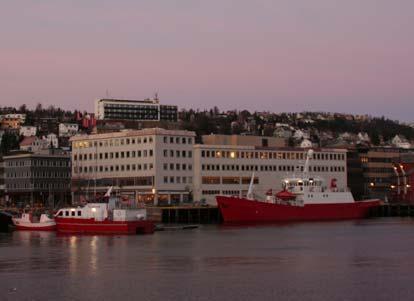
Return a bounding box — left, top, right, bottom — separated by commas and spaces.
369, 203, 414, 217
147, 206, 222, 224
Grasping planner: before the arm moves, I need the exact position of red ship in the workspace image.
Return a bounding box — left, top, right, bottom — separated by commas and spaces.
55, 188, 154, 234
217, 150, 380, 223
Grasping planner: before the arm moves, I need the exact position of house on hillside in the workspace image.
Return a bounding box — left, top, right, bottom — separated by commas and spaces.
20, 136, 48, 152
391, 135, 411, 149
19, 126, 37, 137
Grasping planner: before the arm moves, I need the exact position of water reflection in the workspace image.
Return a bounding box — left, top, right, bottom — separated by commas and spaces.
69, 236, 78, 275
2, 220, 414, 301
90, 236, 98, 275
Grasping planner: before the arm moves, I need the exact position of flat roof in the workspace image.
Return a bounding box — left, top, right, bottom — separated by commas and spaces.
193, 144, 347, 153
98, 98, 158, 104
70, 127, 196, 141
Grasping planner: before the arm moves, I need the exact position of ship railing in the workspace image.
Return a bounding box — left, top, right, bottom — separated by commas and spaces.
115, 203, 146, 210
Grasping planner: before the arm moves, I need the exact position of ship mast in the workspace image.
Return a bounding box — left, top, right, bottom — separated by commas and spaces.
303, 149, 314, 176
247, 172, 255, 200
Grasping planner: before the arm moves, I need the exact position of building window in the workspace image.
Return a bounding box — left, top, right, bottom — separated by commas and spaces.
222, 177, 240, 185
202, 177, 220, 184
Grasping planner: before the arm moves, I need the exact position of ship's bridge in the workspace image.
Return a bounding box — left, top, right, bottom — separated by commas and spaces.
282, 177, 325, 194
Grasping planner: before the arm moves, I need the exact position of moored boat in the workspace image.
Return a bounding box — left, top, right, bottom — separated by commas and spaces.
217, 150, 380, 223
12, 212, 56, 231
55, 189, 154, 234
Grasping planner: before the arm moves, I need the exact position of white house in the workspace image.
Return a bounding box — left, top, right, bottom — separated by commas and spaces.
59, 123, 79, 137
45, 133, 59, 148
293, 129, 310, 140
391, 135, 411, 149
20, 136, 49, 152
19, 126, 37, 137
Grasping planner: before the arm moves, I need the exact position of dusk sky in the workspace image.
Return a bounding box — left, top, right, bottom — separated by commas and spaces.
1, 1, 413, 121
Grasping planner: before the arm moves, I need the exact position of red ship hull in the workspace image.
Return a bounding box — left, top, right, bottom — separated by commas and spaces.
55, 218, 155, 234
217, 196, 381, 223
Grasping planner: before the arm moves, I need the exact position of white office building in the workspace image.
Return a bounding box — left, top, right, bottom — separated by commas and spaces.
71, 128, 195, 204
95, 98, 178, 122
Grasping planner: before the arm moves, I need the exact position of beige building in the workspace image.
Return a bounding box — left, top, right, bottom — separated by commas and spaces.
193, 145, 348, 204
71, 128, 195, 205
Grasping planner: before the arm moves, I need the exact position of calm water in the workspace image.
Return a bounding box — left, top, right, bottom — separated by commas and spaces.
1, 218, 414, 301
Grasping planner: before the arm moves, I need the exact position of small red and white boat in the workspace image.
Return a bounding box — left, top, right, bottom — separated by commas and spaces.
12, 213, 56, 231
55, 188, 155, 235
217, 150, 381, 223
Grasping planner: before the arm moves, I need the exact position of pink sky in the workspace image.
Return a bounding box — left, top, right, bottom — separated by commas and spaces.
1, 1, 413, 120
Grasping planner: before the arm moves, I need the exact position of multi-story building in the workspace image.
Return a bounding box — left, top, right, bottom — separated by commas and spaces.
59, 123, 79, 137
359, 147, 407, 200
95, 98, 178, 122
71, 128, 195, 205
0, 114, 25, 130
0, 114, 26, 124
35, 117, 59, 136
19, 126, 37, 137
0, 159, 5, 205
3, 149, 71, 206
193, 145, 348, 204
391, 153, 414, 203
346, 147, 365, 200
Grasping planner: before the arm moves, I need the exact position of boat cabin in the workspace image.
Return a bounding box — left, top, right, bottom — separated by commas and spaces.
282, 177, 325, 194
55, 200, 147, 222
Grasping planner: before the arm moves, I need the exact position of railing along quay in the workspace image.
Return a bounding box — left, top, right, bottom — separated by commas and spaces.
369, 203, 414, 217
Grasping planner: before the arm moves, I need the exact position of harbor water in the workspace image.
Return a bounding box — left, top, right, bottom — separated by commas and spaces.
1, 218, 414, 301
